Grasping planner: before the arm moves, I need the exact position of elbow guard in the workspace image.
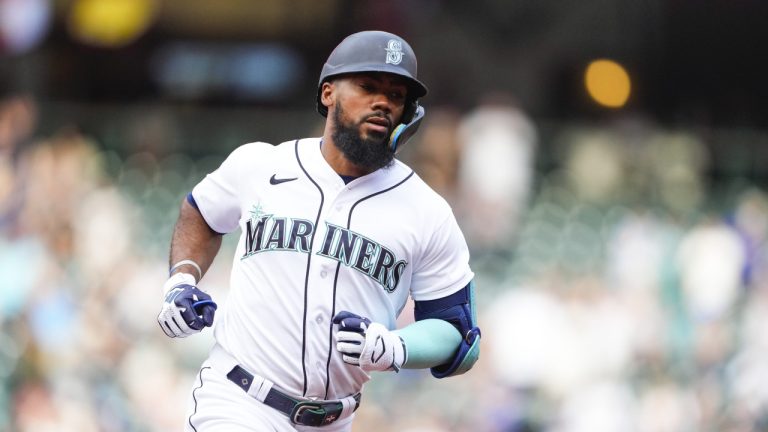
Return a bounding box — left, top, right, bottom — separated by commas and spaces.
414, 280, 481, 378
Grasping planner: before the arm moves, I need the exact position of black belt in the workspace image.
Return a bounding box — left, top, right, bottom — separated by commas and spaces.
226, 365, 361, 427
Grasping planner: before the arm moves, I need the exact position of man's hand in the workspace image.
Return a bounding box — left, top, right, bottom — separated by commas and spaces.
333, 311, 406, 372
158, 273, 217, 338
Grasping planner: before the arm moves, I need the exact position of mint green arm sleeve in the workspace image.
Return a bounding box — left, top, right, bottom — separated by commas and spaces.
393, 318, 462, 369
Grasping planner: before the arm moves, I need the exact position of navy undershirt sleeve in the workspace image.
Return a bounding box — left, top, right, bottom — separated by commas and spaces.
186, 192, 199, 209
414, 283, 471, 316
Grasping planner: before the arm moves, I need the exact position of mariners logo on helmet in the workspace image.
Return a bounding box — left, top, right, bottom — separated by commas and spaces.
385, 39, 404, 65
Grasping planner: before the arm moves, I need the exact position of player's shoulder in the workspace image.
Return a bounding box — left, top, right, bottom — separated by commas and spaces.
220, 141, 274, 165
273, 137, 321, 157
230, 140, 277, 156
393, 160, 445, 200
392, 160, 453, 216
228, 138, 304, 161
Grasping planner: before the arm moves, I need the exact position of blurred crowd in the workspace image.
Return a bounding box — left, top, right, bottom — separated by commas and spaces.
2, 92, 768, 432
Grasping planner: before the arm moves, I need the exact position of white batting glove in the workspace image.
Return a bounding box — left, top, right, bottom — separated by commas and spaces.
157, 273, 217, 338
333, 311, 407, 372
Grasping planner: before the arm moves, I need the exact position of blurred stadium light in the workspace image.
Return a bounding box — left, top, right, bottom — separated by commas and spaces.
0, 0, 51, 55
584, 59, 631, 108
154, 0, 340, 38
67, 0, 157, 48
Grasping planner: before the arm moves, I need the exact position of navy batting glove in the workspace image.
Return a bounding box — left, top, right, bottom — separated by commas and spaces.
158, 273, 218, 338
333, 311, 371, 334
171, 285, 217, 329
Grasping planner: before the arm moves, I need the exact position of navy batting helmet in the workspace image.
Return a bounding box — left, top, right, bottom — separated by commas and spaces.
316, 30, 428, 119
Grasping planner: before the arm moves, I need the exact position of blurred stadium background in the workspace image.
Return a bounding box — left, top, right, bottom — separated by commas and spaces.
2, 1, 768, 431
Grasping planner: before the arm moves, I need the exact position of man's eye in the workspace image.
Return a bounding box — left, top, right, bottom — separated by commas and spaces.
390, 92, 405, 100
360, 83, 373, 91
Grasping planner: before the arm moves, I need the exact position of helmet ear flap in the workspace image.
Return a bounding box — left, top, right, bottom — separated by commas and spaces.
389, 103, 425, 153
400, 98, 417, 124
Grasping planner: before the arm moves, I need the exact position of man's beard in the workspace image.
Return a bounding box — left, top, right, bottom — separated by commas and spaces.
331, 101, 395, 172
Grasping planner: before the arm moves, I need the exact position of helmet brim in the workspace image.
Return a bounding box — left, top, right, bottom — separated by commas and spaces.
316, 67, 428, 117
322, 64, 428, 97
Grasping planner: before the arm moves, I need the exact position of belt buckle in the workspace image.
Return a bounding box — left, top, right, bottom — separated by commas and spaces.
291, 400, 343, 426
290, 401, 323, 426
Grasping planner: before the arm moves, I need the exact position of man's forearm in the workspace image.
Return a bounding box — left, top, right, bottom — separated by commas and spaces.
169, 199, 223, 281
393, 319, 462, 369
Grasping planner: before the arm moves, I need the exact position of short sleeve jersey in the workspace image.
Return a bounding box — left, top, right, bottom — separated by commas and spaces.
192, 138, 474, 400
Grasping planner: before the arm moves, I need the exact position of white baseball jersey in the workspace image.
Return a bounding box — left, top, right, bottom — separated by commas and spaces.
192, 137, 474, 401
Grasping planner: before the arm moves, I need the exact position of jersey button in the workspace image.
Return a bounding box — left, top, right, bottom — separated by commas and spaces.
320, 270, 327, 278
316, 315, 323, 324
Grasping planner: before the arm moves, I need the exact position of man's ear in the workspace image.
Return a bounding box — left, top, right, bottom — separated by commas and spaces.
320, 81, 335, 111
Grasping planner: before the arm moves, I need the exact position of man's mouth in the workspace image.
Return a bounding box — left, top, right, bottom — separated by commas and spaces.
364, 116, 391, 135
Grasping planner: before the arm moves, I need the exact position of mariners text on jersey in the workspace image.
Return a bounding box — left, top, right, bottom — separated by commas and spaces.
242, 214, 408, 293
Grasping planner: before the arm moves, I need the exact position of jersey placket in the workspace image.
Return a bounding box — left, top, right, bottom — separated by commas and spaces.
302, 183, 352, 398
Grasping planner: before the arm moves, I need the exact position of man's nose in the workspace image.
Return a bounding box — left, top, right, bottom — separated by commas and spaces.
370, 93, 392, 113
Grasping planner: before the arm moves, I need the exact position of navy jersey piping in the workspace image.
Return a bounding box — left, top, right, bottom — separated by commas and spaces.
188, 366, 211, 432
324, 258, 344, 399
323, 169, 415, 398
295, 139, 325, 397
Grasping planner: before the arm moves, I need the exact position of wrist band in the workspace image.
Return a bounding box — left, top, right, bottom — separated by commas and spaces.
170, 259, 202, 281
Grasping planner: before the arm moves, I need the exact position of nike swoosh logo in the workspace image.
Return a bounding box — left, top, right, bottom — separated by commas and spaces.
269, 174, 298, 185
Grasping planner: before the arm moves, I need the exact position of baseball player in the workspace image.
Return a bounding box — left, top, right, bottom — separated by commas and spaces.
157, 30, 481, 431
